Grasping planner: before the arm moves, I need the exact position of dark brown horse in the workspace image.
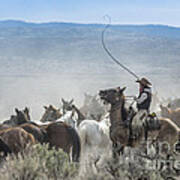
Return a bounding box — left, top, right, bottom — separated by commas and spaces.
26, 121, 81, 162
0, 108, 47, 144
27, 119, 81, 161
0, 127, 35, 154
99, 87, 180, 157
20, 123, 48, 144
44, 121, 81, 162
0, 107, 31, 130
0, 137, 12, 157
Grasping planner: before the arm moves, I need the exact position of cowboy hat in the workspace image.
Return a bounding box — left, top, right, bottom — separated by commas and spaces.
136, 77, 152, 86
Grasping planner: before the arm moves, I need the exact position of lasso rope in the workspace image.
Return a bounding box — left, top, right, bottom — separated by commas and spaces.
101, 15, 139, 80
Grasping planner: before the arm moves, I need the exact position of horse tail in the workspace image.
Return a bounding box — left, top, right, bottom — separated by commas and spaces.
78, 123, 88, 152
0, 137, 12, 156
67, 127, 81, 162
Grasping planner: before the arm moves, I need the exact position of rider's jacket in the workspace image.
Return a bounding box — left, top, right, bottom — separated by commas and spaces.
136, 87, 152, 111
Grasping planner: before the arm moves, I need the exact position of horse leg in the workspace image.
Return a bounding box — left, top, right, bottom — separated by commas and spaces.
64, 147, 71, 162
111, 142, 124, 178
118, 145, 124, 155
112, 142, 123, 159
112, 142, 118, 159
115, 141, 124, 155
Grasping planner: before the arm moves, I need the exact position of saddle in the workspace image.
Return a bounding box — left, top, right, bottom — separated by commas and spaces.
124, 109, 160, 145
144, 112, 161, 131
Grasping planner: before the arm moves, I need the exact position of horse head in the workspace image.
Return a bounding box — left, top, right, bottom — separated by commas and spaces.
160, 104, 171, 118
60, 110, 78, 129
40, 105, 62, 122
99, 86, 126, 105
11, 107, 31, 125
23, 107, 31, 121
61, 98, 74, 114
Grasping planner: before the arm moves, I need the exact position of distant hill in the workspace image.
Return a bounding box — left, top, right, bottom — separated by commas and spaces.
0, 20, 180, 76
1, 20, 180, 38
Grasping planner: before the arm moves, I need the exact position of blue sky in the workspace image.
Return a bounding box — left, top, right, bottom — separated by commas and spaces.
1, 0, 180, 26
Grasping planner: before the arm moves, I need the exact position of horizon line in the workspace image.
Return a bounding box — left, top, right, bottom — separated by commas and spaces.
1, 19, 180, 28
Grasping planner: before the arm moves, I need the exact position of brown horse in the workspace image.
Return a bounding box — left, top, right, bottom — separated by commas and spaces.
0, 108, 47, 144
0, 107, 32, 132
0, 127, 35, 154
99, 87, 180, 157
44, 121, 81, 162
146, 117, 180, 155
28, 119, 81, 161
0, 137, 12, 157
0, 107, 31, 130
20, 123, 48, 144
40, 105, 62, 122
0, 107, 81, 161
160, 104, 180, 127
25, 121, 81, 162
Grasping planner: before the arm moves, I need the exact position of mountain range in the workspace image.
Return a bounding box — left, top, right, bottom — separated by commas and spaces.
0, 20, 180, 75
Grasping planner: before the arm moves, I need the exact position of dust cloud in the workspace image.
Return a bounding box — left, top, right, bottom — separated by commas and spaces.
0, 61, 179, 121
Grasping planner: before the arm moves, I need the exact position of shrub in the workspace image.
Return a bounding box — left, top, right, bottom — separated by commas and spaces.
0, 144, 78, 180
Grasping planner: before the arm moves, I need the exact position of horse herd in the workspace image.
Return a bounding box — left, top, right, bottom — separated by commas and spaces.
0, 87, 179, 164
0, 94, 110, 162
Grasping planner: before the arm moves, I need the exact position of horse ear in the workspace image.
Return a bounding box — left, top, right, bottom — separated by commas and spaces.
120, 87, 126, 93
116, 87, 121, 92
69, 99, 74, 104
61, 98, 65, 104
15, 108, 19, 114
24, 107, 29, 113
160, 104, 168, 111
49, 105, 53, 109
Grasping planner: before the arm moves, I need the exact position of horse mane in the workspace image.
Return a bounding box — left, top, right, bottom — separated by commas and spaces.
121, 96, 128, 121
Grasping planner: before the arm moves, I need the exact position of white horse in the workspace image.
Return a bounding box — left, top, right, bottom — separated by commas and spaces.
78, 113, 111, 154
57, 110, 78, 128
